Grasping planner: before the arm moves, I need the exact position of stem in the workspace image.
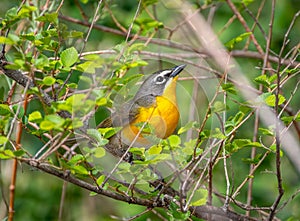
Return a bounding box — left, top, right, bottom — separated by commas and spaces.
268, 0, 284, 219
8, 92, 29, 221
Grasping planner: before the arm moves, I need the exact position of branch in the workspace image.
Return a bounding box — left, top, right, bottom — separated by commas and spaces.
22, 158, 256, 221
0, 59, 71, 119
25, 159, 163, 207
190, 206, 259, 221
60, 14, 300, 69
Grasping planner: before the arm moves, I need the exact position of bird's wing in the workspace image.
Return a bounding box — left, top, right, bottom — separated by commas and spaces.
128, 94, 156, 122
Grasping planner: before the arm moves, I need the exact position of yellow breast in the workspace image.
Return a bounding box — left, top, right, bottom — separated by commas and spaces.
121, 77, 179, 147
121, 97, 179, 147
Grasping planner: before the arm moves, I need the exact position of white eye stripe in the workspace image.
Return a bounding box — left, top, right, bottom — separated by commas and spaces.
154, 75, 166, 84
159, 70, 172, 76
153, 70, 172, 84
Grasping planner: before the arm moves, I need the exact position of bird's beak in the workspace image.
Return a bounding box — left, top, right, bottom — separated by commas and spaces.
170, 64, 186, 78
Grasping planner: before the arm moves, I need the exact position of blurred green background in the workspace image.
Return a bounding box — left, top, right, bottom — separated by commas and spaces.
1, 0, 300, 220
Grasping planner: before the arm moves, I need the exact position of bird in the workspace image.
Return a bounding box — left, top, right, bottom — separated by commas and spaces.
103, 64, 186, 161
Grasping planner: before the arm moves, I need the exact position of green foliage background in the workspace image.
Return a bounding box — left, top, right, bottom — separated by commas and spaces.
0, 0, 299, 220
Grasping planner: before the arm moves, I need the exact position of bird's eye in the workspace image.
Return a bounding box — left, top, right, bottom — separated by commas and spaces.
155, 75, 166, 84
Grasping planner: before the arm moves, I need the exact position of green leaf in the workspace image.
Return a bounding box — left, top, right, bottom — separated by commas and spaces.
42, 76, 56, 86
87, 129, 108, 146
141, 0, 158, 7
76, 61, 101, 74
135, 18, 164, 31
40, 115, 65, 131
96, 175, 106, 186
265, 94, 286, 107
141, 153, 170, 164
0, 36, 15, 45
69, 154, 84, 164
36, 12, 58, 24
68, 118, 84, 129
87, 128, 102, 142
21, 33, 35, 41
227, 139, 262, 153
0, 149, 14, 159
35, 54, 49, 69
259, 127, 274, 136
28, 111, 42, 122
12, 105, 24, 119
225, 32, 251, 50
190, 189, 208, 206
221, 83, 237, 94
167, 135, 181, 147
283, 113, 300, 124
128, 43, 146, 53
40, 120, 55, 130
233, 139, 262, 148
231, 111, 245, 125
18, 5, 37, 18
60, 47, 78, 67
0, 104, 11, 116
232, 139, 245, 147
98, 127, 119, 139
178, 121, 199, 134
96, 97, 107, 106
212, 101, 226, 113
0, 136, 8, 145
169, 201, 191, 219
69, 30, 84, 38
67, 83, 78, 89
94, 147, 106, 158
118, 162, 131, 172
182, 139, 198, 155
129, 147, 145, 156
281, 116, 294, 124
89, 191, 97, 196
5, 7, 18, 19
147, 145, 162, 155
242, 153, 262, 164
254, 75, 270, 87
270, 144, 284, 157
13, 149, 26, 157
72, 165, 89, 175
211, 128, 226, 139
45, 115, 65, 126
242, 0, 254, 6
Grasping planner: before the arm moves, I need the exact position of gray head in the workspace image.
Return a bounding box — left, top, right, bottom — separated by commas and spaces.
133, 64, 186, 100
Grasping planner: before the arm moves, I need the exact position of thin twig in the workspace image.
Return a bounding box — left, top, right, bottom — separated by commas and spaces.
125, 0, 141, 43
268, 0, 285, 218
8, 81, 30, 221
225, 0, 264, 56
222, 66, 231, 210
56, 0, 103, 96
58, 181, 68, 221
101, 107, 156, 188
246, 0, 275, 214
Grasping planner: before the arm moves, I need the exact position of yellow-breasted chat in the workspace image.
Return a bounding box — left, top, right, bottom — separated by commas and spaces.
104, 64, 186, 160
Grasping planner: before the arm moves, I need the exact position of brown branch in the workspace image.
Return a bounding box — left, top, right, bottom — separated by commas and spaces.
0, 59, 71, 119
190, 205, 259, 221
21, 158, 257, 221
247, 0, 275, 216
268, 1, 286, 219
230, 50, 300, 68
25, 159, 163, 207
225, 0, 264, 56
56, 0, 103, 96
59, 14, 300, 69
8, 82, 29, 221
